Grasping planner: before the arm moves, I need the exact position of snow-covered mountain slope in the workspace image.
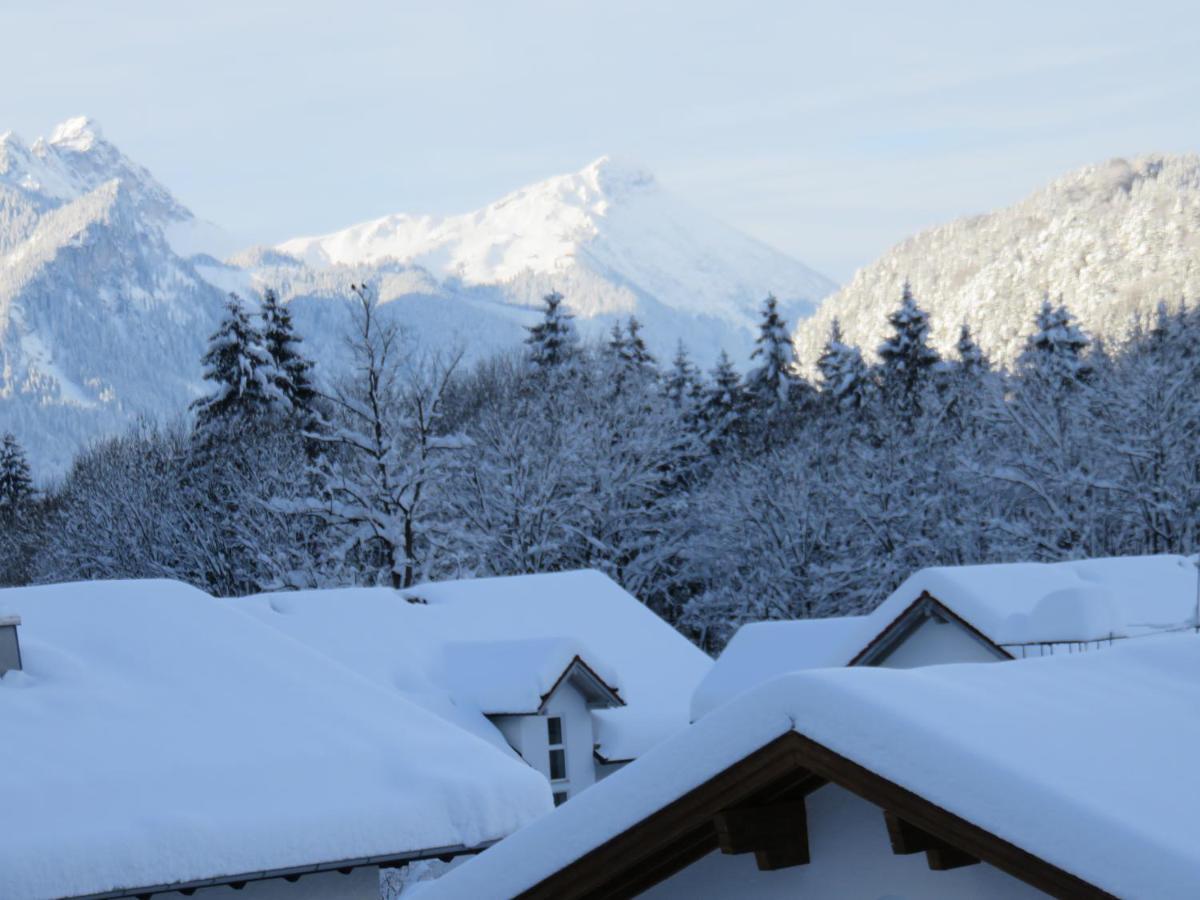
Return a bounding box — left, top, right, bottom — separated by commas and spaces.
1, 122, 833, 479
794, 154, 1200, 371
0, 119, 226, 478
271, 157, 836, 362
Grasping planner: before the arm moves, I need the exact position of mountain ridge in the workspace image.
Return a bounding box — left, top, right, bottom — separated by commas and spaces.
793, 153, 1200, 370
0, 120, 834, 478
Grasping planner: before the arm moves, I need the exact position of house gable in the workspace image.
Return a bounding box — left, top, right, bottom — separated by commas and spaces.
510, 732, 1109, 900
849, 592, 1012, 668
489, 657, 624, 803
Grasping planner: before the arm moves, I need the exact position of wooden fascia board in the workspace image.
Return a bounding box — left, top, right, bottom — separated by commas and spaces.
518, 731, 1111, 900
517, 733, 806, 900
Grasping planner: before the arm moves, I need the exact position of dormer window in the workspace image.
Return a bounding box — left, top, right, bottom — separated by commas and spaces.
547, 716, 567, 782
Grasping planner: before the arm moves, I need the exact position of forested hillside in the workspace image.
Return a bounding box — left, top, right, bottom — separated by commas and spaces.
5, 281, 1198, 650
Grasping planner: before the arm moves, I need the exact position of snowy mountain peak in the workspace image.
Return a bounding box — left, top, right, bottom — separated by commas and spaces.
48, 116, 103, 153
272, 157, 834, 336
578, 155, 657, 200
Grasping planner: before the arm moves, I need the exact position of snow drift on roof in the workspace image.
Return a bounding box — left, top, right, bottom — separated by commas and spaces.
0, 580, 549, 900
236, 570, 712, 762
439, 637, 620, 715
690, 616, 872, 720
423, 633, 1200, 900
880, 554, 1200, 646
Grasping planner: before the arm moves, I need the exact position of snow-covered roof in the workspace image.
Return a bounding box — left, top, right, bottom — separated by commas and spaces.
423, 634, 1200, 900
234, 570, 712, 762
440, 637, 622, 715
0, 613, 19, 627
874, 554, 1200, 647
690, 616, 870, 720
0, 580, 549, 900
694, 554, 1200, 720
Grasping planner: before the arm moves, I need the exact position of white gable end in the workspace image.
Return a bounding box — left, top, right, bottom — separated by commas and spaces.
641, 785, 1043, 900
874, 614, 1006, 667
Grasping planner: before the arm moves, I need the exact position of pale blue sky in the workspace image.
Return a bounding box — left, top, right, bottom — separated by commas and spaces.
3, 0, 1198, 281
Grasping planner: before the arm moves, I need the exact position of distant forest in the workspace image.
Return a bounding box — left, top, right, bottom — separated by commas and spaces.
3, 282, 1199, 651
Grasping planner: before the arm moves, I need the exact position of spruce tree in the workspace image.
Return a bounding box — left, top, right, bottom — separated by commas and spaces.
702, 350, 745, 450
0, 433, 36, 587
744, 294, 800, 408
955, 322, 988, 373
1019, 296, 1092, 385
665, 341, 702, 408
877, 282, 940, 415
0, 433, 33, 519
816, 319, 870, 410
261, 288, 316, 413
622, 317, 656, 371
192, 293, 279, 426
606, 321, 628, 360
525, 291, 579, 371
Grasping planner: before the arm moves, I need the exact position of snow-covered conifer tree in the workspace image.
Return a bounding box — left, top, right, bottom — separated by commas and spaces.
664, 341, 702, 408
525, 291, 579, 370
701, 350, 745, 450
1019, 296, 1092, 385
876, 283, 940, 404
816, 319, 871, 411
955, 322, 989, 373
0, 433, 34, 518
622, 317, 656, 371
261, 288, 316, 413
191, 294, 280, 426
744, 294, 800, 409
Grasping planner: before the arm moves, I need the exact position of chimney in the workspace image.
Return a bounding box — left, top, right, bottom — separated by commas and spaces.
0, 615, 21, 675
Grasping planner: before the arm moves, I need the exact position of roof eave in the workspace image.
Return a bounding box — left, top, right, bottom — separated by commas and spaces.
65, 840, 498, 900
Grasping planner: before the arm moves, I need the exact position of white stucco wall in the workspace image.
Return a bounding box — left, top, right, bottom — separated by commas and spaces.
190, 867, 378, 899
641, 784, 1044, 900
542, 683, 597, 798
490, 682, 598, 800
877, 617, 1004, 668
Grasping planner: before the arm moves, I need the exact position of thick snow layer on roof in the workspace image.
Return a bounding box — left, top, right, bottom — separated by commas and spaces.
235, 570, 711, 762
440, 637, 619, 714
0, 580, 550, 900
423, 634, 1200, 900
881, 554, 1200, 646
690, 616, 871, 720
696, 555, 1200, 721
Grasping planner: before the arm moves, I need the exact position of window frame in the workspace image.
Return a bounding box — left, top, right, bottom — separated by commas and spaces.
547, 715, 567, 783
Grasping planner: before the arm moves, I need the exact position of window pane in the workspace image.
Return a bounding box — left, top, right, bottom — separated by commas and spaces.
553, 791, 568, 807
549, 748, 566, 781
547, 716, 563, 746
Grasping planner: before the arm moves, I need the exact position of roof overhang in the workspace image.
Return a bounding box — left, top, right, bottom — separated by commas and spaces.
514, 731, 1109, 899
848, 591, 1013, 666
67, 840, 497, 899
0, 615, 20, 627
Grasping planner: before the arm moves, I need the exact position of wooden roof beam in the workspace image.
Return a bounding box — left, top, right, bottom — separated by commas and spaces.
714, 799, 810, 870
884, 810, 978, 870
